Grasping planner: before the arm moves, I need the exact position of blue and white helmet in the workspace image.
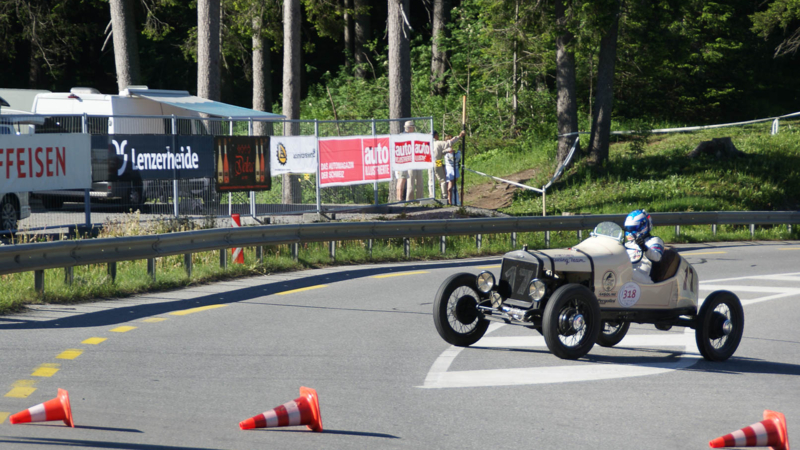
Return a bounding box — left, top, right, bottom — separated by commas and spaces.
624, 209, 652, 240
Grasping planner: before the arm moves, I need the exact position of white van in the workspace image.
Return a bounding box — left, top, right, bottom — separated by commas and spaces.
30, 87, 212, 208
0, 95, 32, 230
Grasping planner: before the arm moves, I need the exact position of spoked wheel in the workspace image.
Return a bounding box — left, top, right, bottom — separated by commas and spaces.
542, 284, 601, 360
695, 290, 744, 361
433, 273, 489, 347
597, 320, 630, 348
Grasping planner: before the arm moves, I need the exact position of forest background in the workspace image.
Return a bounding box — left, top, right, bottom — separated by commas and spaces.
1, 0, 799, 197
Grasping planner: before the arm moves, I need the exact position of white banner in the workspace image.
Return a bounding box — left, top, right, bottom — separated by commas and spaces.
269, 136, 318, 175
0, 134, 91, 192
390, 132, 434, 172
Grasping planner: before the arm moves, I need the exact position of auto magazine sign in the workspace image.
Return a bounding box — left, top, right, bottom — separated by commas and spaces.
214, 136, 271, 192
390, 132, 433, 171
269, 136, 317, 175
98, 135, 214, 181
318, 135, 391, 186
0, 134, 91, 192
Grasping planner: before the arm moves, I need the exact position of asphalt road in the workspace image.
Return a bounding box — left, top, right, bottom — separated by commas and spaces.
1, 240, 799, 449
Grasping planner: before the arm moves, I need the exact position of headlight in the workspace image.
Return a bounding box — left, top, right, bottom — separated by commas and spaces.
528, 279, 547, 301
476, 271, 495, 293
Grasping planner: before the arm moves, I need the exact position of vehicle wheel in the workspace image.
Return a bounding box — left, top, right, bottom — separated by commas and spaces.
0, 195, 19, 231
128, 186, 144, 208
433, 273, 489, 347
542, 284, 601, 360
597, 320, 630, 347
41, 196, 65, 210
695, 290, 744, 362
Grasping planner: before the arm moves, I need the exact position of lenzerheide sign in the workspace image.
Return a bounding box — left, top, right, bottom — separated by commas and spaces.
98, 135, 214, 181
214, 136, 271, 192
0, 134, 91, 192
319, 136, 390, 186
270, 136, 317, 175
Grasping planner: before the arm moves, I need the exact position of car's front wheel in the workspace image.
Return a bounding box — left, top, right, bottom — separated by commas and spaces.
542, 284, 601, 359
695, 290, 744, 361
597, 320, 630, 347
433, 273, 489, 347
0, 195, 19, 231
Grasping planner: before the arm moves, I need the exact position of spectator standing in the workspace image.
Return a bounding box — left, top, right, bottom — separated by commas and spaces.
432, 130, 464, 203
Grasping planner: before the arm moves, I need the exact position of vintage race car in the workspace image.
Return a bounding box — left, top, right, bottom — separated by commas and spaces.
433, 221, 744, 361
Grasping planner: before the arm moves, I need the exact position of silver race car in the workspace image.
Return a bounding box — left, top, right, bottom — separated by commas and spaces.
433, 221, 744, 361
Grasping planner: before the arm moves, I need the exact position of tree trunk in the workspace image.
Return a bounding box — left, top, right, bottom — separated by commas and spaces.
109, 0, 141, 92
511, 0, 519, 131
430, 0, 450, 95
388, 0, 412, 202
344, 0, 354, 68
282, 0, 302, 204
197, 0, 221, 101
587, 1, 620, 167
555, 0, 579, 167
252, 12, 273, 137
354, 0, 370, 79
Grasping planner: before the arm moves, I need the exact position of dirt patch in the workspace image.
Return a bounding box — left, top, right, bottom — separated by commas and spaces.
465, 167, 539, 210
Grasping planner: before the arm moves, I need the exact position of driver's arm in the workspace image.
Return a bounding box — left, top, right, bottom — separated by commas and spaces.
644, 237, 665, 262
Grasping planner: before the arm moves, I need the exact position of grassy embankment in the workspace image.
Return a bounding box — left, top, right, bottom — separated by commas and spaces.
1, 121, 798, 315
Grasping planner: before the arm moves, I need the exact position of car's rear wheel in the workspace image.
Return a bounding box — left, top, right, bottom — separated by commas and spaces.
433, 273, 489, 347
542, 284, 601, 360
695, 290, 744, 361
597, 320, 630, 347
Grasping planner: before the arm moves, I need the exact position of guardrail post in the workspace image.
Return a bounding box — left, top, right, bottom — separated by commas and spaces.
545, 231, 550, 248
219, 250, 227, 270
404, 238, 410, 258
476, 234, 482, 251
184, 254, 192, 277
675, 225, 680, 236
577, 229, 582, 241
329, 241, 336, 261
256, 246, 263, 264
712, 224, 717, 236
35, 270, 44, 294
440, 236, 446, 254
750, 224, 755, 239
147, 258, 156, 282
64, 267, 73, 285
511, 232, 516, 249
789, 224, 793, 235
107, 262, 117, 283
292, 243, 299, 261
367, 239, 373, 258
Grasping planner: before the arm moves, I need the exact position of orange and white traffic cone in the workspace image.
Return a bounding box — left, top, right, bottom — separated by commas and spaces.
231, 213, 244, 264
239, 386, 322, 432
9, 388, 74, 428
709, 410, 789, 450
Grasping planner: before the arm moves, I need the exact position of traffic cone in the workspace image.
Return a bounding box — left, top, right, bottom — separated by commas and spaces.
231, 214, 244, 264
239, 386, 322, 432
9, 388, 74, 428
709, 410, 789, 450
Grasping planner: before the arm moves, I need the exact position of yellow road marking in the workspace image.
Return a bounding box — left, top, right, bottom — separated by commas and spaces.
478, 265, 501, 269
5, 380, 37, 398
682, 251, 727, 255
82, 337, 107, 345
779, 248, 800, 251
169, 304, 227, 316
56, 349, 83, 360
0, 412, 9, 423
277, 285, 327, 295
32, 363, 60, 377
110, 326, 137, 333
141, 318, 167, 323
371, 271, 429, 279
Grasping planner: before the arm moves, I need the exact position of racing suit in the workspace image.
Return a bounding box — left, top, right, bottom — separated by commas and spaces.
624, 235, 665, 284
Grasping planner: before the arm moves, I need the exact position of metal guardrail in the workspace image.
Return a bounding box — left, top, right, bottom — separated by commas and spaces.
2, 211, 799, 277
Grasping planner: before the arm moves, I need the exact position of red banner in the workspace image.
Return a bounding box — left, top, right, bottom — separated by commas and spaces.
390, 132, 433, 171
319, 136, 390, 186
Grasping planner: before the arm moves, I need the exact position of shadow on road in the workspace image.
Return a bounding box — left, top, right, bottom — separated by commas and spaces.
0, 437, 218, 450
261, 428, 400, 439
0, 258, 500, 330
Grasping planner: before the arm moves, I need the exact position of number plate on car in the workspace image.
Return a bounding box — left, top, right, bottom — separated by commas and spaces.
500, 259, 540, 301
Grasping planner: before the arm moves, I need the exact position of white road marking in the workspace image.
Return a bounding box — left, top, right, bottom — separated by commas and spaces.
421, 271, 800, 389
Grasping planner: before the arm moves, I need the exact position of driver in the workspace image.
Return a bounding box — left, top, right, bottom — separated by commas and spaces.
623, 209, 664, 284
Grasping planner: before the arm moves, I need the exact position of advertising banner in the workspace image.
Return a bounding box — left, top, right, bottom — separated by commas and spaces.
269, 136, 317, 175
0, 134, 91, 192
98, 135, 215, 181
390, 132, 434, 171
319, 135, 391, 186
214, 136, 271, 192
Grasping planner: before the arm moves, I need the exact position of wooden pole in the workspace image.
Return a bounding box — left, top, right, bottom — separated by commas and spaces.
460, 95, 466, 206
